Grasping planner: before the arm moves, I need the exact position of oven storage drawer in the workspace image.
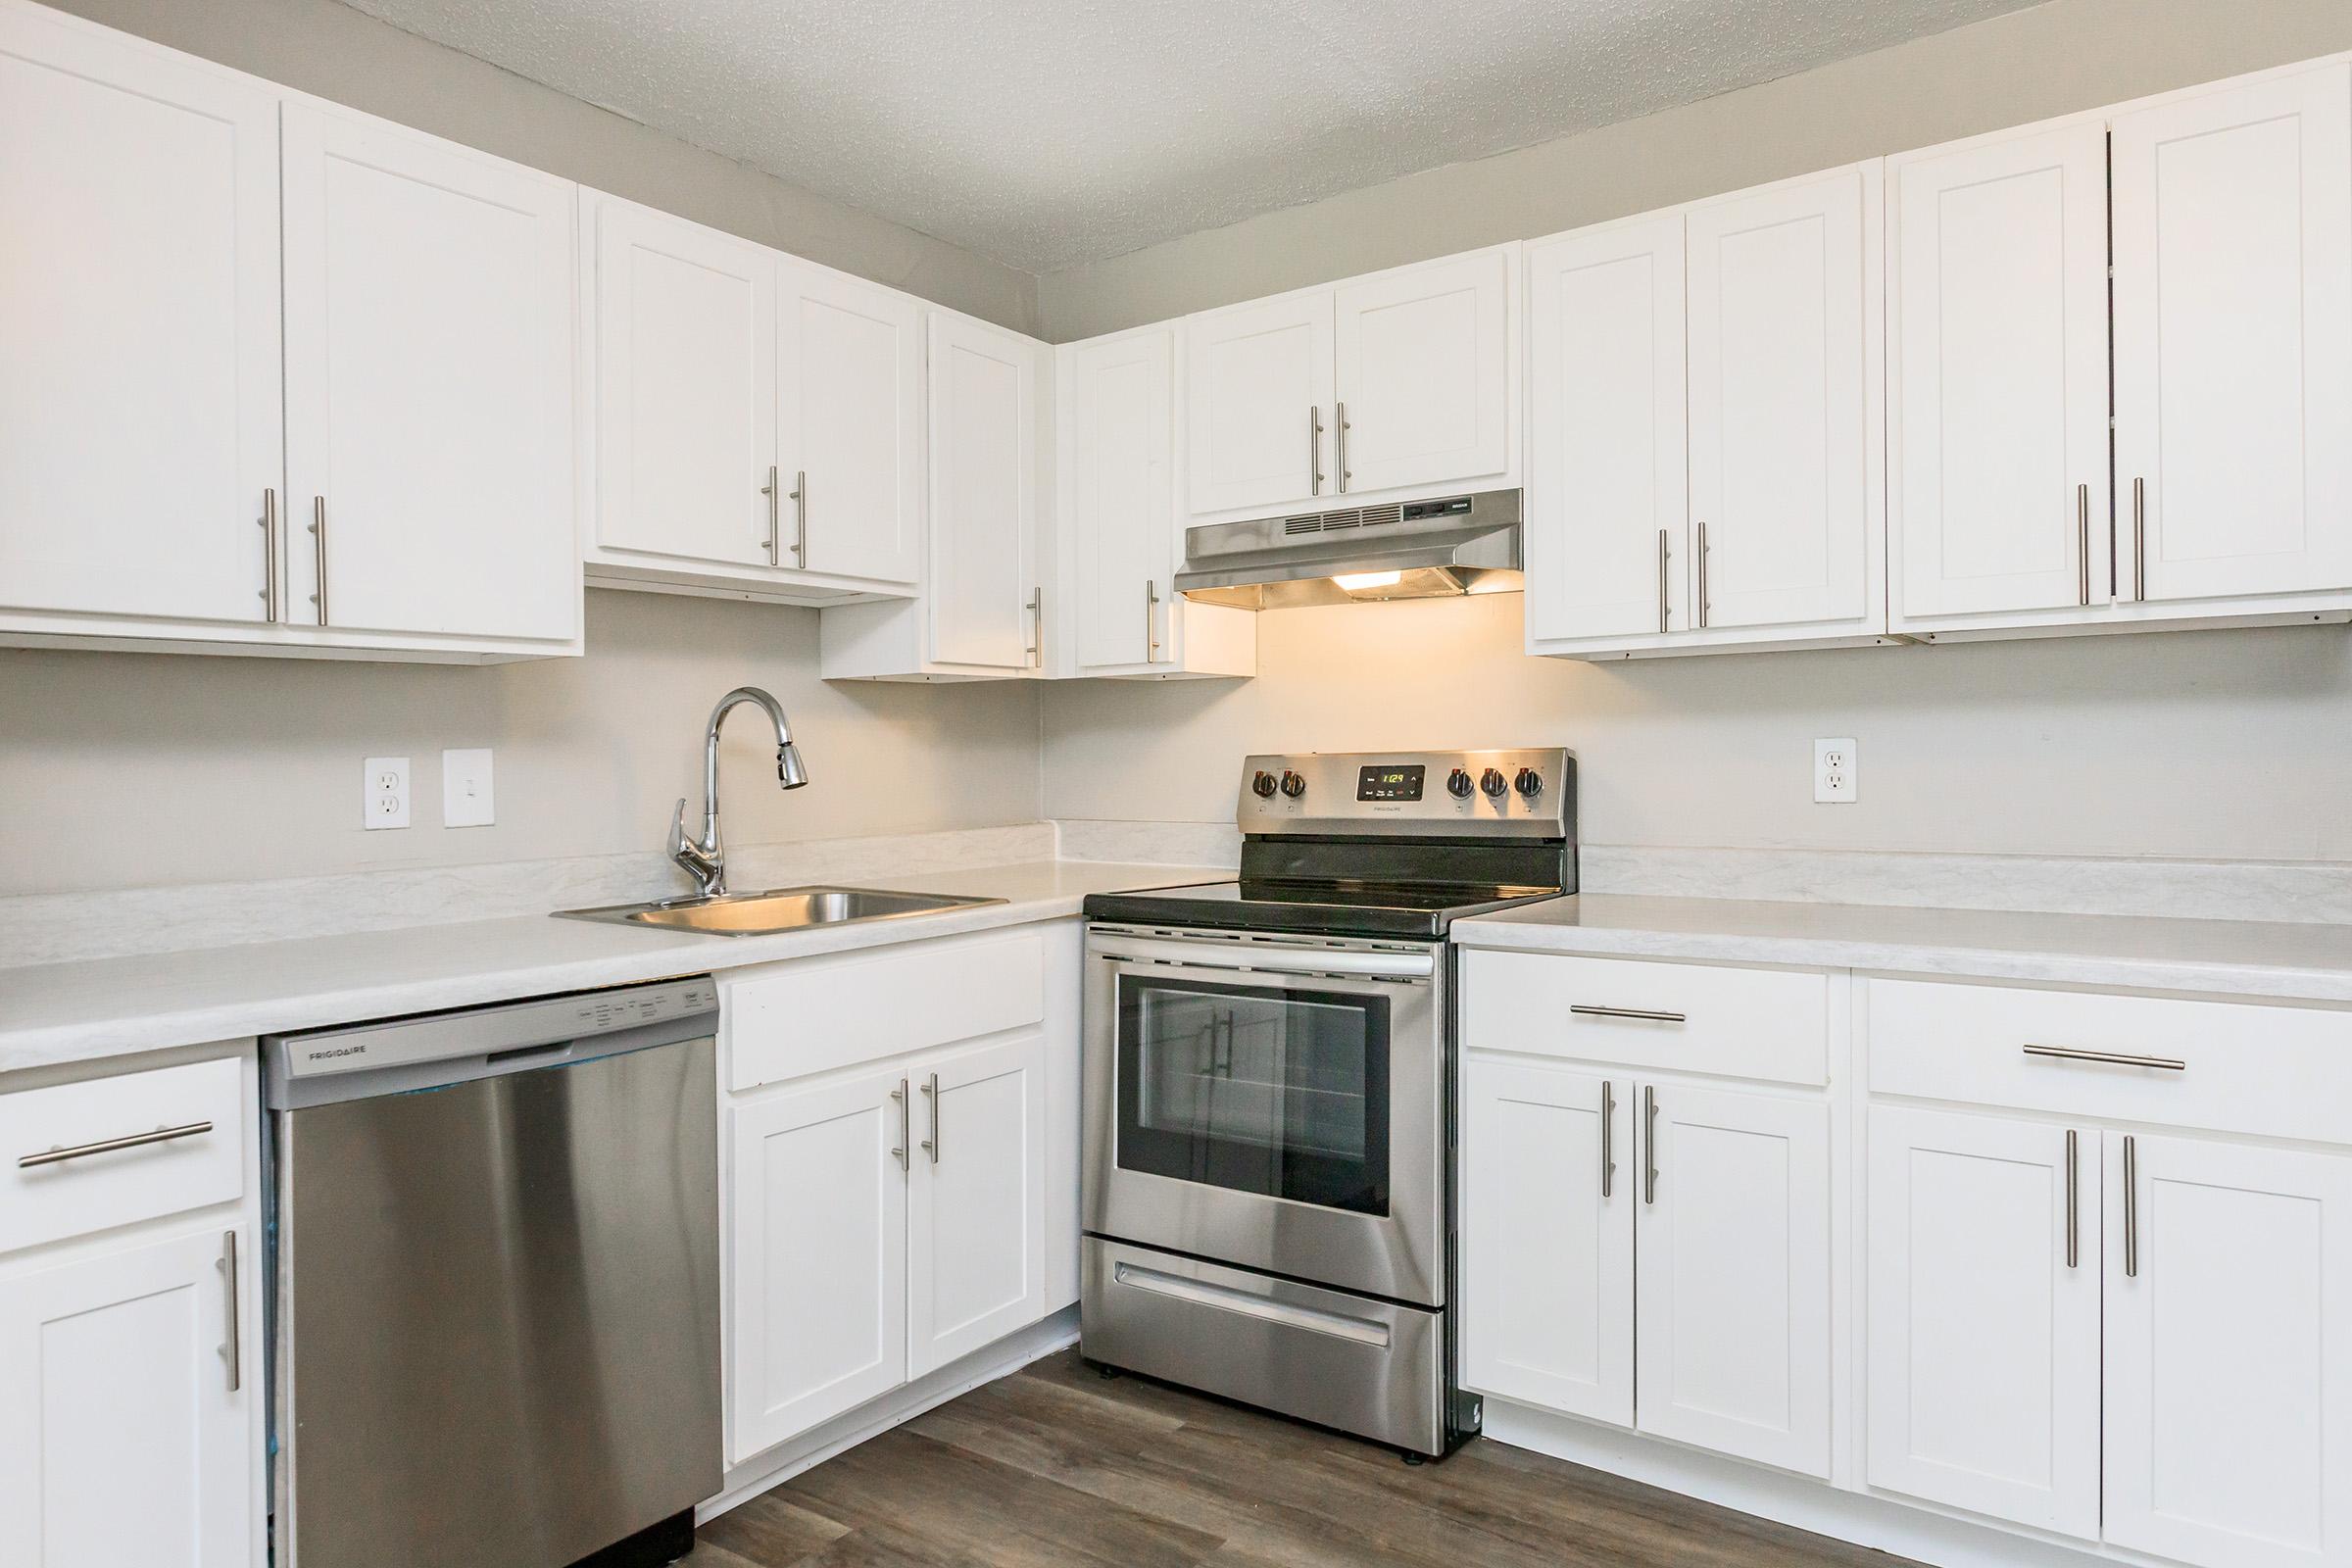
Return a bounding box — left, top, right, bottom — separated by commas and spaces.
0, 1055, 245, 1256
1460, 950, 1829, 1086
1867, 977, 2352, 1145
1081, 1237, 1446, 1455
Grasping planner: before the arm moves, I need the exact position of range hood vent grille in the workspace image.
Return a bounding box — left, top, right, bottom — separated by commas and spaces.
1284, 503, 1405, 536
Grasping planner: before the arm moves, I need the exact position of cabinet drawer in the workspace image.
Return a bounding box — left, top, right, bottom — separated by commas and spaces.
0, 1055, 247, 1255
1461, 951, 1829, 1086
725, 927, 1047, 1092
1867, 978, 2352, 1146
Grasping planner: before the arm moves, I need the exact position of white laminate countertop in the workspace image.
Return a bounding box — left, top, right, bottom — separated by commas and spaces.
1455, 893, 2352, 1004
0, 860, 1221, 1076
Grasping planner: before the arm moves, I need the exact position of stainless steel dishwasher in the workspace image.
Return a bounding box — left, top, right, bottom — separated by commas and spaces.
264, 977, 721, 1568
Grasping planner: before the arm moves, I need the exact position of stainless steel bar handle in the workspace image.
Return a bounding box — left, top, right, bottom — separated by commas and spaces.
792, 469, 808, 564
259, 488, 280, 622
1025, 587, 1044, 667
890, 1079, 908, 1170
760, 466, 779, 564
1600, 1080, 1616, 1200
2064, 1129, 2080, 1270
19, 1119, 214, 1169
1642, 1086, 1659, 1205
220, 1230, 241, 1392
1571, 1004, 1688, 1024
309, 495, 329, 624
920, 1073, 940, 1163
1146, 579, 1162, 662
2077, 484, 2091, 607
2123, 1134, 2139, 1279
1336, 400, 1350, 494
1656, 529, 1671, 633
2023, 1043, 2185, 1072
1696, 521, 1711, 628
1308, 407, 1325, 496
2132, 477, 2147, 601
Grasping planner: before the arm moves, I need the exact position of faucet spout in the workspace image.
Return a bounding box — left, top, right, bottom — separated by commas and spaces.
671, 685, 808, 899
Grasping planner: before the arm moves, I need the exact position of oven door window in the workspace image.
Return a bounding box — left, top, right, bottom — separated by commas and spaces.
1115, 974, 1391, 1216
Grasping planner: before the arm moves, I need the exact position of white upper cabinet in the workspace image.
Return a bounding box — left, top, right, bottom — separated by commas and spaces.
1330, 248, 1513, 498
2112, 62, 2352, 608
1184, 246, 1517, 521
1686, 165, 1878, 636
588, 195, 776, 573
1525, 213, 1689, 647
775, 258, 923, 585
1889, 120, 2114, 628
0, 7, 281, 629
1185, 291, 1335, 516
281, 102, 578, 647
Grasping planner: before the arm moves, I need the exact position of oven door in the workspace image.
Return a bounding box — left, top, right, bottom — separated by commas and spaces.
1083, 926, 1445, 1306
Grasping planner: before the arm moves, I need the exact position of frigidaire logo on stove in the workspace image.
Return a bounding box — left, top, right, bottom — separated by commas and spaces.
308, 1044, 368, 1061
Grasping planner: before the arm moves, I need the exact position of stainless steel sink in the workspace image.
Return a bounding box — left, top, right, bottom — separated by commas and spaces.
555, 885, 1004, 937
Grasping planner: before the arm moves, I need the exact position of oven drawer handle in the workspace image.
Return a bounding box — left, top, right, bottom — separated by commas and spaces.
1092, 935, 1434, 981
1571, 1004, 1687, 1025
1111, 1262, 1393, 1348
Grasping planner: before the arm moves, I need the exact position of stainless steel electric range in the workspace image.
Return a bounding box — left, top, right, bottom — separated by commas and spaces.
1077, 748, 1576, 1458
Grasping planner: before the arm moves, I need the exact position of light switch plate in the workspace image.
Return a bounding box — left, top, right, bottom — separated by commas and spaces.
1814, 738, 1856, 804
364, 757, 411, 829
442, 748, 494, 827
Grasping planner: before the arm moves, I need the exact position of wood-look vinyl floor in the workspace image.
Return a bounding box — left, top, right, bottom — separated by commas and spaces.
685, 1350, 1917, 1567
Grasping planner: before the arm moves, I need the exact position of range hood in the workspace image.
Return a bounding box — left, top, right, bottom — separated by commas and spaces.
1174, 489, 1522, 611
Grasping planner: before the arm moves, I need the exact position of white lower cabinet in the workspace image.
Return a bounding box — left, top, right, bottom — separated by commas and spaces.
0, 1226, 254, 1568
1865, 1105, 2102, 1539
906, 1035, 1048, 1377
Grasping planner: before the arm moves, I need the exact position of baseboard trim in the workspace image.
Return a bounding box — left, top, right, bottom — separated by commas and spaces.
700, 1305, 1080, 1523
1480, 1398, 2105, 1568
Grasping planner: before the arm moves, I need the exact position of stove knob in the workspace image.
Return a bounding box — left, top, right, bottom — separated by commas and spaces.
1250, 770, 1278, 800
1446, 767, 1475, 800
1514, 767, 1544, 799
1480, 767, 1508, 799
1279, 769, 1307, 800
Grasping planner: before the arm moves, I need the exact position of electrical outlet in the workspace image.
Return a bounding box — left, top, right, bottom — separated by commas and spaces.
442, 748, 495, 828
364, 756, 411, 829
1815, 738, 1857, 804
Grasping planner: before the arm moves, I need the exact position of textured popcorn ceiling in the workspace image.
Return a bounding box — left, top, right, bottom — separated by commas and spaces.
338, 0, 2042, 272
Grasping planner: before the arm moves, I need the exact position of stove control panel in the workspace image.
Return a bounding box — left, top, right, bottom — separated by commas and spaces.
1237, 749, 1575, 839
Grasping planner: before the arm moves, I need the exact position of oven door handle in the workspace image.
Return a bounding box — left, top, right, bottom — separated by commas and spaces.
1089, 934, 1435, 981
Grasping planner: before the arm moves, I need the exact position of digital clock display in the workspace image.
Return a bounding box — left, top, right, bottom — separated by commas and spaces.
1356, 764, 1427, 802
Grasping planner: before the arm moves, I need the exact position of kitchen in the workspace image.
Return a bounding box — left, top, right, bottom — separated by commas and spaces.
5, 0, 2352, 1565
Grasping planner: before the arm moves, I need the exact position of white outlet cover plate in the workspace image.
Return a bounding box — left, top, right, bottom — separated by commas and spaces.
1814, 737, 1857, 804
365, 756, 411, 830
442, 748, 495, 828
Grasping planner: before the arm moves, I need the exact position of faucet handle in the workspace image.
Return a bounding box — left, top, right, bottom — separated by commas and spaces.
668, 796, 691, 855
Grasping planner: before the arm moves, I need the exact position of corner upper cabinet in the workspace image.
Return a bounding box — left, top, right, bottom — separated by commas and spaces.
1184, 246, 1517, 522
1526, 164, 1886, 659
776, 257, 924, 586
821, 309, 1052, 680
1054, 325, 1252, 680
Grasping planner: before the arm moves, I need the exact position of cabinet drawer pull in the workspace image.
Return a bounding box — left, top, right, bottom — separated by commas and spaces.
2132, 477, 2147, 601
1308, 407, 1325, 496
309, 495, 330, 624
2123, 1134, 2139, 1279
2022, 1043, 2185, 1072
1335, 400, 1350, 494
20, 1119, 215, 1169
220, 1230, 241, 1393
890, 1079, 909, 1171
1642, 1086, 1659, 1206
1145, 579, 1162, 661
760, 466, 779, 564
791, 469, 807, 564
2064, 1129, 2080, 1270
920, 1072, 940, 1163
1025, 587, 1044, 667
1571, 1004, 1687, 1024
2076, 483, 2091, 607
1656, 528, 1671, 633
1696, 520, 1711, 628
1599, 1079, 1616, 1200
259, 488, 280, 621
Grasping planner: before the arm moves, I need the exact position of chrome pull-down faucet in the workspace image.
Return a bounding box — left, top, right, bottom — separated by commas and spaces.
670, 686, 808, 898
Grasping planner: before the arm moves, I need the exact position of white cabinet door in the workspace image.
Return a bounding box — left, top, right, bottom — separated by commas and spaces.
1635, 1082, 1832, 1477
1185, 291, 1335, 515
727, 1067, 908, 1462
0, 1227, 252, 1568
1331, 249, 1511, 498
776, 258, 922, 585
281, 103, 577, 643
1687, 166, 1875, 632
1524, 214, 1689, 645
907, 1032, 1047, 1378
927, 311, 1041, 671
1864, 1107, 2101, 1539
1460, 1057, 1634, 1426
0, 9, 281, 625
590, 196, 776, 569
2113, 64, 2352, 606
1064, 329, 1175, 671
1890, 122, 2113, 623
2105, 1133, 2352, 1568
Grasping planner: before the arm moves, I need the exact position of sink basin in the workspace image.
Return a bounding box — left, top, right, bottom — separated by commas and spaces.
555, 885, 1005, 937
